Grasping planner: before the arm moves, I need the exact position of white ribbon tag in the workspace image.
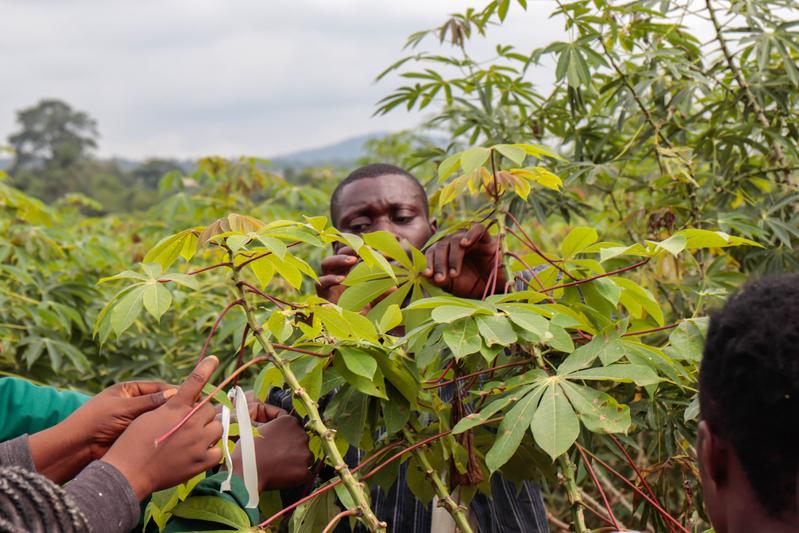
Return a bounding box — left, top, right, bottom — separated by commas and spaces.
219, 389, 235, 492
233, 385, 260, 508
220, 386, 260, 508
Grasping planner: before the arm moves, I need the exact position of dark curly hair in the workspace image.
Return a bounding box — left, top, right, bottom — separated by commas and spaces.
330, 163, 428, 226
699, 274, 799, 518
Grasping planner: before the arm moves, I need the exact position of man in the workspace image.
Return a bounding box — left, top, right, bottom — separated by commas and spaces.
697, 274, 798, 532
314, 163, 549, 532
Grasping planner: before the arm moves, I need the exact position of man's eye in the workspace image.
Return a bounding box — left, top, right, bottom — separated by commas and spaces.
394, 215, 414, 224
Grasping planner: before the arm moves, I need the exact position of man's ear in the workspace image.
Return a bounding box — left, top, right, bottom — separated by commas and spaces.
697, 420, 729, 531
429, 218, 438, 234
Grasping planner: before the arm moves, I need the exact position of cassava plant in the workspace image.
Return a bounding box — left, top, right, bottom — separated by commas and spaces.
96, 141, 756, 532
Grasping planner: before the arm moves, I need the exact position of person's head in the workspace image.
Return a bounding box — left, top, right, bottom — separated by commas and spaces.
330, 163, 435, 249
698, 274, 798, 532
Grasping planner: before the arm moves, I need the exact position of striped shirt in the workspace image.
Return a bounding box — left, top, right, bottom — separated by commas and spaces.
268, 384, 550, 533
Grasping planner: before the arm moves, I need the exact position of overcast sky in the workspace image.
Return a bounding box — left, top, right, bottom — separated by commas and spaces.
0, 0, 564, 159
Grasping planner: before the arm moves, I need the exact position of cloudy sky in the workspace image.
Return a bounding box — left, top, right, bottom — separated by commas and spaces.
0, 0, 564, 159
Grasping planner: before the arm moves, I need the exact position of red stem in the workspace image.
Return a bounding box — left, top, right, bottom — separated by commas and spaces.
235, 241, 302, 271
198, 299, 243, 363
576, 446, 621, 531
322, 510, 358, 533
423, 358, 534, 389
506, 251, 557, 304
426, 359, 456, 384
622, 323, 678, 337
258, 416, 504, 529
273, 343, 330, 358
155, 356, 269, 446
504, 212, 575, 280
239, 280, 302, 309
188, 262, 233, 276
232, 324, 250, 388
608, 434, 660, 505
541, 258, 650, 292
576, 444, 690, 533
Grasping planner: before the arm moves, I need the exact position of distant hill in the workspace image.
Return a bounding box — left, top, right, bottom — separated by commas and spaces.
268, 132, 387, 169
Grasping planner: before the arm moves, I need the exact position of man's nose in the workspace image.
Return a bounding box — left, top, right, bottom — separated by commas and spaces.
372, 218, 399, 236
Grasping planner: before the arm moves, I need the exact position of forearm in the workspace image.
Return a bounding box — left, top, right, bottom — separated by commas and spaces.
29, 421, 92, 484
66, 461, 141, 533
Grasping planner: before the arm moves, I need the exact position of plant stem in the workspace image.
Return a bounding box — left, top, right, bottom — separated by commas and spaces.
231, 262, 385, 532
401, 428, 474, 533
322, 510, 359, 533
558, 454, 587, 533
197, 298, 243, 363
542, 258, 650, 292
576, 446, 620, 530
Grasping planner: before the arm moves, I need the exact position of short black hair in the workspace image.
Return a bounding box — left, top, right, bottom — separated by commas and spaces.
330, 163, 428, 226
700, 274, 799, 518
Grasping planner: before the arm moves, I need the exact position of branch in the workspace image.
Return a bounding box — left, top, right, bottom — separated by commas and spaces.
322, 510, 358, 533
577, 444, 690, 533
231, 259, 385, 532
541, 258, 650, 292
155, 355, 269, 446
705, 0, 791, 185
197, 299, 243, 363
232, 324, 250, 388
558, 454, 587, 533
272, 343, 330, 358
505, 211, 576, 281
576, 446, 620, 531
188, 262, 233, 276
239, 280, 303, 309
423, 358, 534, 388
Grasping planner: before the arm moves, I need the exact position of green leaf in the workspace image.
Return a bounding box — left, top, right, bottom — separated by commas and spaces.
267, 312, 292, 343
171, 496, 251, 528
363, 230, 413, 268
339, 278, 396, 313
159, 272, 200, 291
561, 381, 630, 434
460, 146, 491, 174
442, 318, 482, 359
290, 489, 339, 532
475, 315, 518, 346
431, 304, 479, 324
254, 364, 283, 401
666, 317, 708, 362
326, 385, 369, 444
486, 385, 546, 471
530, 383, 579, 460
560, 227, 598, 259
502, 306, 550, 341
438, 152, 462, 181
494, 144, 526, 166
110, 285, 146, 336
144, 229, 198, 270
338, 346, 377, 379
452, 385, 536, 434
333, 356, 388, 399
142, 282, 172, 322
379, 304, 403, 334
566, 364, 662, 387
256, 234, 287, 260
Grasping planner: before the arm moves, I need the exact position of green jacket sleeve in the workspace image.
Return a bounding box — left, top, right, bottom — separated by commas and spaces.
0, 378, 90, 442
155, 472, 260, 532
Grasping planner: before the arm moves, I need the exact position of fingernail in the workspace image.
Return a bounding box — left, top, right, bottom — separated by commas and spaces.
346, 257, 357, 263
164, 389, 178, 399
336, 275, 345, 282
450, 269, 457, 276
435, 273, 444, 282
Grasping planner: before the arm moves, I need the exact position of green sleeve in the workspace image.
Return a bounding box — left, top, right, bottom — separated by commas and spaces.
0, 378, 90, 442
157, 472, 260, 532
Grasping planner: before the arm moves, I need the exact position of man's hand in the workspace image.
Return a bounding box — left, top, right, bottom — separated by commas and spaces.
232, 406, 313, 492
316, 246, 359, 304
102, 356, 224, 501
423, 223, 506, 298
29, 381, 176, 484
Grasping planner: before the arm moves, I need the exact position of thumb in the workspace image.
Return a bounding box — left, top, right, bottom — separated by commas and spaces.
125, 388, 177, 418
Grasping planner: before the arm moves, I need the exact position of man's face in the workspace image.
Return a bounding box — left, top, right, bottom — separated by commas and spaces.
333, 174, 434, 249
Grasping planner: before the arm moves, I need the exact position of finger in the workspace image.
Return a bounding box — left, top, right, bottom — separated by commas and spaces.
198, 403, 217, 425
250, 403, 287, 423
125, 389, 178, 418
321, 255, 358, 275
173, 356, 219, 406
316, 274, 345, 290
460, 224, 488, 248
423, 248, 435, 278
448, 239, 467, 278
433, 241, 450, 286
121, 381, 175, 398
204, 446, 223, 468
205, 420, 224, 443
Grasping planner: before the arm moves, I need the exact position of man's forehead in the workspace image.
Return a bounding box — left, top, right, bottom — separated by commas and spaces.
337, 174, 426, 209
